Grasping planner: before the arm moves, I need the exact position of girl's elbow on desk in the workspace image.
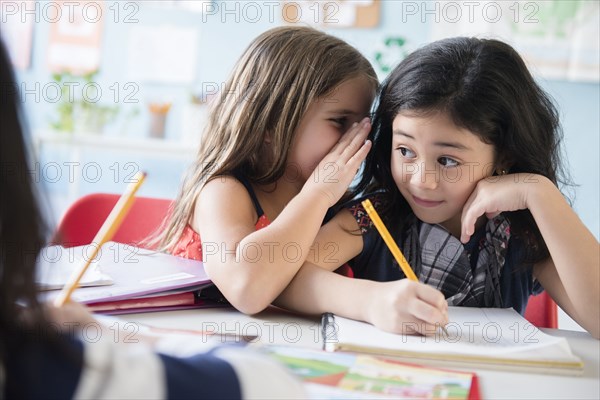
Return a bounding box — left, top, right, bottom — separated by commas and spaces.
230, 287, 273, 315
585, 310, 600, 340
230, 294, 273, 315
583, 315, 600, 340
206, 269, 273, 315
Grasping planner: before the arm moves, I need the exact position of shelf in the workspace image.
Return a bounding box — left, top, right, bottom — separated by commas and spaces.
33, 130, 198, 158
32, 130, 197, 204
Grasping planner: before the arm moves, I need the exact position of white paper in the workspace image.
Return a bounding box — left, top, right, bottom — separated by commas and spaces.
330, 307, 580, 363
36, 245, 114, 290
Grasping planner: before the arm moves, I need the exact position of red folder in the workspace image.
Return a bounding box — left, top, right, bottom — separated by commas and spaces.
86, 290, 230, 315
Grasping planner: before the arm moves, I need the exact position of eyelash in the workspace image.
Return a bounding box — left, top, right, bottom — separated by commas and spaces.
331, 117, 348, 127
438, 156, 459, 167
398, 146, 416, 158
396, 146, 461, 167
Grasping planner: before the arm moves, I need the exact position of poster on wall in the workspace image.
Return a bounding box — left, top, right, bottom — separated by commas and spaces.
144, 0, 214, 13
430, 0, 599, 82
46, 0, 104, 74
282, 0, 380, 28
0, 0, 35, 69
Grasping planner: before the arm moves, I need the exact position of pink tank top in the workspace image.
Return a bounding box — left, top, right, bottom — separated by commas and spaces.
171, 173, 270, 261
171, 215, 270, 261
170, 173, 352, 277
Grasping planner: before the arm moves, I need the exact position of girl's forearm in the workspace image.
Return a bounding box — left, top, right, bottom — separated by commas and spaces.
273, 262, 374, 322
223, 190, 333, 313
528, 176, 600, 333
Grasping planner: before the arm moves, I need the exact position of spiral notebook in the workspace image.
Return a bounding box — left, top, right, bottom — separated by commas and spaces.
322, 307, 583, 376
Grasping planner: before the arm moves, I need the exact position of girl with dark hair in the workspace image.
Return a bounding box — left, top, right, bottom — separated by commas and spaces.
274, 37, 599, 339
0, 39, 305, 398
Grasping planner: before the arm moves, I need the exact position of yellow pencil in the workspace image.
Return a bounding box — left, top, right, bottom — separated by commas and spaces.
361, 199, 449, 335
53, 171, 147, 307
361, 199, 417, 281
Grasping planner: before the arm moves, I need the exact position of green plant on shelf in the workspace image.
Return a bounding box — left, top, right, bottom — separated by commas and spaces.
50, 70, 119, 134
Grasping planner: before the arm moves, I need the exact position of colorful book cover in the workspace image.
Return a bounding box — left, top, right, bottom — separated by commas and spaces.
262, 346, 479, 399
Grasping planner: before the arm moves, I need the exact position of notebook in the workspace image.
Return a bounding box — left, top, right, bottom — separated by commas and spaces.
322, 307, 584, 375
40, 242, 223, 314
37, 246, 114, 290
262, 345, 480, 399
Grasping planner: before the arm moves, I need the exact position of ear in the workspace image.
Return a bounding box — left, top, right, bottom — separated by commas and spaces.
493, 162, 511, 176
493, 154, 512, 176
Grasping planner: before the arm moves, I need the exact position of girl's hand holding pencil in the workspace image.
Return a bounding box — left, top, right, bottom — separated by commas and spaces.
364, 279, 449, 336
46, 301, 98, 331
361, 199, 449, 336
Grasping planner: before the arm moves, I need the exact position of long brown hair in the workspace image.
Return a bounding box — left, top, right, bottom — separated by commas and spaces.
157, 26, 377, 251
0, 40, 50, 363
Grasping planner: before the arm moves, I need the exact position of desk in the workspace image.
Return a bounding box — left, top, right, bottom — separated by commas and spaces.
125, 307, 600, 400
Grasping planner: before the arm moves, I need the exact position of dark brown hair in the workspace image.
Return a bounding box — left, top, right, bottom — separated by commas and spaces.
354, 37, 570, 264
0, 39, 50, 363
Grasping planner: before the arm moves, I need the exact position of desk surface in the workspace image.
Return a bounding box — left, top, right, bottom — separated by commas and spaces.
125, 307, 600, 400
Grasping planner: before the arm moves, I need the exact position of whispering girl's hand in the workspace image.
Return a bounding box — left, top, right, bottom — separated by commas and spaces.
460, 173, 543, 243
303, 118, 372, 208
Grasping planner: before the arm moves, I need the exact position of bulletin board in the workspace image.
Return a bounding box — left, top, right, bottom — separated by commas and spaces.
282, 0, 380, 28
46, 0, 104, 74
430, 1, 599, 82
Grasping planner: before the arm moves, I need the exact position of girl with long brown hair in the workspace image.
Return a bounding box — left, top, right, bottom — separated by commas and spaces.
158, 26, 378, 313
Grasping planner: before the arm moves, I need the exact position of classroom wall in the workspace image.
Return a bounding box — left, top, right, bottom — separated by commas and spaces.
10, 1, 599, 329
14, 1, 598, 238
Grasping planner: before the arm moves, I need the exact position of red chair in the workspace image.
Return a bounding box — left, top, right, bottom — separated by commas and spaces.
524, 292, 558, 329
53, 193, 173, 249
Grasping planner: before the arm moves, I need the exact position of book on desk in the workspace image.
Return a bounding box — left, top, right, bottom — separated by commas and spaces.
262, 345, 480, 399
322, 307, 583, 376
37, 241, 228, 314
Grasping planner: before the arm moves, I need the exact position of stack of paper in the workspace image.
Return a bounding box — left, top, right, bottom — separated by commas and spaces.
37, 248, 113, 290
322, 307, 583, 375
38, 242, 223, 314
